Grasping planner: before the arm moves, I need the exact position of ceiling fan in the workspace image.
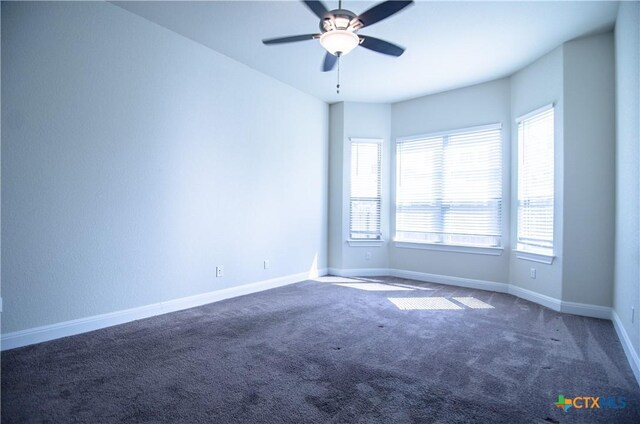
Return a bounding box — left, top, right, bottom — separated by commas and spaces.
262, 0, 414, 72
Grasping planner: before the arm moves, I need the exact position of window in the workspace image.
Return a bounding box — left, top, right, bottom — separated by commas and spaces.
517, 105, 554, 255
396, 124, 502, 248
349, 138, 382, 241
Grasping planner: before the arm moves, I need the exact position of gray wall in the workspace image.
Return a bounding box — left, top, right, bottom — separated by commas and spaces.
509, 46, 564, 300
614, 1, 640, 358
389, 79, 512, 283
562, 33, 615, 307
1, 2, 328, 333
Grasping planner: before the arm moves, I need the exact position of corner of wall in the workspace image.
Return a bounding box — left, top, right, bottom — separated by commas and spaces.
328, 102, 345, 270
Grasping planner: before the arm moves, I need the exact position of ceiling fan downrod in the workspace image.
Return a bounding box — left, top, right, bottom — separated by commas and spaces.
336, 55, 341, 94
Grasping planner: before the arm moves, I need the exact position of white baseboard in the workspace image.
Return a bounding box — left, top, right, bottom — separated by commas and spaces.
506, 286, 612, 320
327, 268, 510, 293
390, 268, 510, 293
508, 285, 562, 312
561, 300, 612, 320
612, 310, 640, 387
1, 268, 327, 351
327, 267, 390, 277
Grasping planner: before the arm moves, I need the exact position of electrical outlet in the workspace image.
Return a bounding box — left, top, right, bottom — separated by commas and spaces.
365, 251, 372, 261
216, 266, 224, 277
264, 260, 270, 269
530, 268, 536, 279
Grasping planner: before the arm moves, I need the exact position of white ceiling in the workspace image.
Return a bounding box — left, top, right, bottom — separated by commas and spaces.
113, 1, 619, 104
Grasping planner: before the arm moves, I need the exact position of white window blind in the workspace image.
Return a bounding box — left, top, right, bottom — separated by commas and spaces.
396, 124, 502, 247
517, 105, 554, 254
350, 139, 382, 240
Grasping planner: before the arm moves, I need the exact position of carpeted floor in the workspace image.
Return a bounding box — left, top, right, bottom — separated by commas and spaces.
2, 276, 639, 423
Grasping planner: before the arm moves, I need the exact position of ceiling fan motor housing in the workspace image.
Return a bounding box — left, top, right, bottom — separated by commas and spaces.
320, 9, 362, 33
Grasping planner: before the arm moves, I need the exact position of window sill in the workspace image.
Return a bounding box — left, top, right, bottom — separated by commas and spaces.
514, 250, 555, 265
347, 239, 385, 247
394, 241, 503, 256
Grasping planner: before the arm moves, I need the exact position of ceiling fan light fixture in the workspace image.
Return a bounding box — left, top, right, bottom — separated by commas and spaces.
319, 30, 360, 56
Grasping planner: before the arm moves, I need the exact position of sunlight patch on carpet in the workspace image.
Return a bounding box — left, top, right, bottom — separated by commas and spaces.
453, 297, 494, 309
334, 283, 415, 291
388, 297, 462, 310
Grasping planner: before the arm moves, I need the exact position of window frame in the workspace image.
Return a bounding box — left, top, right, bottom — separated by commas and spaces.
515, 104, 556, 263
348, 137, 384, 246
394, 123, 504, 255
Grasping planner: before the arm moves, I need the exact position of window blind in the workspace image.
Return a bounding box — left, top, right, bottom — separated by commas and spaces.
517, 106, 554, 253
396, 125, 502, 247
350, 139, 382, 240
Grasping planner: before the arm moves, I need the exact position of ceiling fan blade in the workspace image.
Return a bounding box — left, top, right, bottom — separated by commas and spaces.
357, 0, 414, 28
322, 52, 338, 72
302, 0, 329, 19
262, 34, 320, 45
359, 35, 405, 57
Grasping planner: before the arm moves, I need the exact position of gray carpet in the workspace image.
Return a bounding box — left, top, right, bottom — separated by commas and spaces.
2, 276, 639, 423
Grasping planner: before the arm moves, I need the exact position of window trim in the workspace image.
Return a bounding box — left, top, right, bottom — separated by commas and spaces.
395, 241, 503, 256
395, 122, 504, 249
348, 239, 385, 247
515, 103, 554, 123
514, 249, 555, 264
396, 123, 502, 144
347, 137, 383, 244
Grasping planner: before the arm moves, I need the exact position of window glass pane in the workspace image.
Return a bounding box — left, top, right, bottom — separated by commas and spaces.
396, 136, 442, 242
350, 141, 381, 240
517, 108, 554, 253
